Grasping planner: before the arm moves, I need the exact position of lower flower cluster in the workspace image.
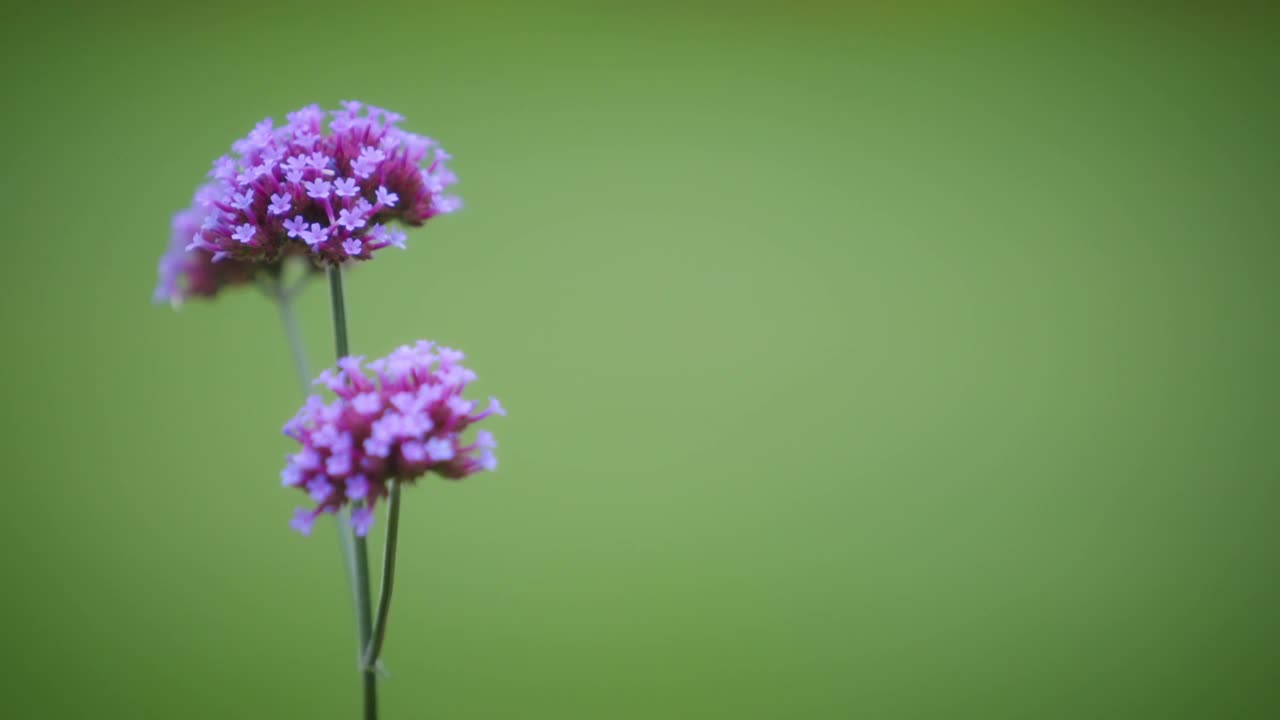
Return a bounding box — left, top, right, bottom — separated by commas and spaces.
282, 341, 505, 536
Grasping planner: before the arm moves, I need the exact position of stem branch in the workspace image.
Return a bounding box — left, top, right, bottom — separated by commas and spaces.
276, 290, 312, 396
363, 478, 402, 669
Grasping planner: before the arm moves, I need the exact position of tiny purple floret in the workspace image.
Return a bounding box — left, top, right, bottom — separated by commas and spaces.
232, 224, 256, 244
269, 193, 292, 216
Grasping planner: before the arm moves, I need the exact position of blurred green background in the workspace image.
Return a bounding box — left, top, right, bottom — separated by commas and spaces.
3, 1, 1279, 718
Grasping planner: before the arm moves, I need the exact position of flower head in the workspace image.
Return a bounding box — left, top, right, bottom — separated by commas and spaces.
185, 102, 460, 266
282, 341, 503, 536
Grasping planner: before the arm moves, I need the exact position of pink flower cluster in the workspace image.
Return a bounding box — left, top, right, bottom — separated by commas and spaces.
282, 341, 505, 536
187, 101, 460, 266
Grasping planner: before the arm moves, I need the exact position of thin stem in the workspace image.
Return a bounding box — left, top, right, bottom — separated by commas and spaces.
329, 265, 378, 720
328, 265, 350, 360
276, 292, 312, 396
276, 284, 362, 687
363, 478, 402, 669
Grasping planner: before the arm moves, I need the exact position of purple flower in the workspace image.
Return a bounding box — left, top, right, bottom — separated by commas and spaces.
346, 475, 370, 500
283, 215, 307, 239
231, 190, 255, 211
210, 156, 236, 181
280, 341, 504, 535
182, 102, 459, 266
289, 508, 317, 536
352, 147, 386, 179
424, 437, 455, 462
232, 224, 256, 244
375, 186, 398, 208
268, 193, 292, 216
304, 179, 332, 200
299, 223, 328, 247
280, 465, 305, 487
352, 392, 380, 415
351, 506, 375, 536
434, 195, 463, 215
333, 177, 360, 198
307, 476, 332, 502
336, 208, 366, 232
282, 154, 308, 174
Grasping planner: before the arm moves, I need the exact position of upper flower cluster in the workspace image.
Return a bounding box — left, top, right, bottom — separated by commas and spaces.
282, 341, 505, 536
187, 101, 460, 266
154, 184, 257, 305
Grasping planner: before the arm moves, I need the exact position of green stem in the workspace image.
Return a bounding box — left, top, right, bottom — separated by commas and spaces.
329, 265, 378, 720
363, 478, 402, 669
276, 283, 363, 693
328, 268, 350, 360
276, 290, 312, 396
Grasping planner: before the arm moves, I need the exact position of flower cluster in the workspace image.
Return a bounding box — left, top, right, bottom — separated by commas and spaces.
153, 184, 258, 305
282, 341, 504, 536
186, 101, 460, 266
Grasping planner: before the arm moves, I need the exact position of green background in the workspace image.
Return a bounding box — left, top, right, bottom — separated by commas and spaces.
3, 2, 1279, 717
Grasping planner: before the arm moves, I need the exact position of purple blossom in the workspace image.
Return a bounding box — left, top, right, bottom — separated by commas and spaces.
282, 154, 308, 174
326, 452, 352, 477
375, 186, 398, 208
304, 179, 332, 200
281, 465, 304, 487
434, 195, 463, 215
290, 508, 317, 536
352, 393, 381, 415
377, 108, 405, 125
351, 506, 375, 536
336, 208, 366, 231
232, 224, 256, 244
292, 447, 321, 470
283, 215, 307, 238
211, 156, 236, 181
268, 193, 292, 216
280, 341, 504, 535
424, 437, 455, 462
248, 118, 274, 146
351, 147, 387, 179
343, 238, 363, 256
346, 475, 369, 500
299, 223, 328, 247
231, 190, 255, 211
484, 397, 507, 418
307, 477, 332, 503
333, 177, 360, 198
